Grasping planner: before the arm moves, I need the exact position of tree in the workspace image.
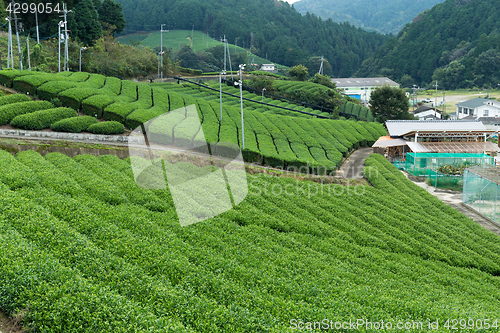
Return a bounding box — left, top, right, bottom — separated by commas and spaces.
97, 0, 126, 35
400, 74, 414, 88
67, 0, 102, 46
369, 85, 413, 122
288, 65, 309, 81
309, 73, 336, 89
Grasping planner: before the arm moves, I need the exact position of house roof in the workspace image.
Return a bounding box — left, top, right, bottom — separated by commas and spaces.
456, 97, 491, 109
478, 117, 500, 125
372, 136, 408, 148
386, 120, 487, 137
413, 106, 442, 114
332, 77, 399, 88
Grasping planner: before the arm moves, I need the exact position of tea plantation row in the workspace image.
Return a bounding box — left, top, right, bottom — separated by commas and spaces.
0, 70, 385, 172
0, 150, 499, 331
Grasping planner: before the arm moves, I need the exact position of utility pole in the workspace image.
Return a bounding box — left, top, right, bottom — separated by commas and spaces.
222, 35, 227, 79
64, 4, 69, 71
58, 21, 65, 72
226, 39, 233, 80
26, 36, 30, 70
238, 64, 245, 149
219, 70, 225, 120
160, 24, 168, 83
318, 56, 324, 75
412, 84, 417, 112
434, 81, 439, 118
12, 3, 23, 70
6, 17, 11, 69
35, 9, 40, 44
443, 91, 446, 117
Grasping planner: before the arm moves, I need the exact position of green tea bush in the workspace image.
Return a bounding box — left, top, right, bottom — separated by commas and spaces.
51, 116, 98, 132
11, 107, 77, 130
87, 121, 125, 135
0, 93, 31, 106
0, 100, 54, 125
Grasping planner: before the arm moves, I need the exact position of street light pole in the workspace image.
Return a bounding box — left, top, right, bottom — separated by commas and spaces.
26, 36, 30, 70
79, 47, 86, 72
238, 64, 245, 150
58, 21, 65, 72
219, 70, 225, 120
262, 88, 266, 102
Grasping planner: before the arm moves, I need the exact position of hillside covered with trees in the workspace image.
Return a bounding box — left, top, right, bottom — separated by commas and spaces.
356, 0, 500, 89
293, 0, 444, 35
115, 0, 388, 77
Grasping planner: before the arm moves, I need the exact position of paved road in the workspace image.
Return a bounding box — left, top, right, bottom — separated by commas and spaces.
338, 148, 372, 179
406, 173, 500, 237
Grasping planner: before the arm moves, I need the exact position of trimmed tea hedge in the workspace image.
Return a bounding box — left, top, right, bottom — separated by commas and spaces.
51, 116, 98, 133
37, 81, 79, 100
11, 107, 78, 130
0, 93, 31, 106
58, 87, 103, 111
0, 69, 37, 87
87, 121, 125, 135
82, 95, 118, 118
0, 100, 54, 125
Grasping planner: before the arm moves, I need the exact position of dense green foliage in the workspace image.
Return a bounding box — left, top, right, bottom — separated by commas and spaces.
0, 151, 499, 331
51, 116, 99, 132
0, 100, 54, 125
10, 107, 78, 130
357, 0, 500, 89
0, 94, 31, 106
294, 0, 444, 34
0, 70, 385, 170
87, 121, 125, 135
116, 0, 388, 77
369, 85, 413, 121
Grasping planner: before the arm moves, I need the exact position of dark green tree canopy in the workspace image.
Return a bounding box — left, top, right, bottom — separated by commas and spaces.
114, 0, 388, 77
98, 0, 126, 34
357, 0, 500, 89
68, 0, 102, 46
369, 85, 413, 122
288, 65, 309, 81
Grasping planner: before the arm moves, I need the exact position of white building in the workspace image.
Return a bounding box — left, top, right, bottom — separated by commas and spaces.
259, 64, 276, 72
412, 105, 442, 120
455, 98, 500, 119
332, 77, 399, 104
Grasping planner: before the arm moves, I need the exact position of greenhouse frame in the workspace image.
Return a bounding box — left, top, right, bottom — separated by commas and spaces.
463, 167, 500, 226
405, 153, 495, 177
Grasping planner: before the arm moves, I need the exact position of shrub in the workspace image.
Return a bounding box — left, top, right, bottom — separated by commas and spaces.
57, 87, 103, 110
51, 116, 98, 133
0, 69, 37, 87
87, 121, 125, 135
37, 81, 78, 100
0, 100, 54, 125
0, 94, 31, 106
13, 73, 62, 95
11, 107, 78, 130
82, 95, 118, 118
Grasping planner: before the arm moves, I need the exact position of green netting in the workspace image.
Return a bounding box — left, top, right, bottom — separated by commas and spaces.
463, 167, 500, 225
405, 153, 494, 177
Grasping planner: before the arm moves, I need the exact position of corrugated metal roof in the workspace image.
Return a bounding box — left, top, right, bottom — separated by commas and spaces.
406, 142, 431, 153
456, 97, 490, 109
372, 137, 408, 148
332, 77, 399, 88
386, 120, 487, 137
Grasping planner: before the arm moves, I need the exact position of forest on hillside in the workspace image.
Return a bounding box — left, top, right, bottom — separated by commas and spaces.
293, 0, 445, 35
356, 0, 500, 89
114, 0, 388, 77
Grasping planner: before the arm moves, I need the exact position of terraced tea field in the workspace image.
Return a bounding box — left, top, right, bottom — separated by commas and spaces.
0, 70, 385, 172
0, 151, 499, 332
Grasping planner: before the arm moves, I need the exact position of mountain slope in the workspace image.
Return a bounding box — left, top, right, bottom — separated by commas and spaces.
356, 0, 500, 88
115, 0, 388, 77
293, 0, 445, 34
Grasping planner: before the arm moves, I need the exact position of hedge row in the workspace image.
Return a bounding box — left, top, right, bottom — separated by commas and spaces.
51, 116, 98, 133
0, 93, 31, 106
87, 121, 125, 135
11, 107, 78, 130
0, 100, 54, 125
37, 81, 79, 101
